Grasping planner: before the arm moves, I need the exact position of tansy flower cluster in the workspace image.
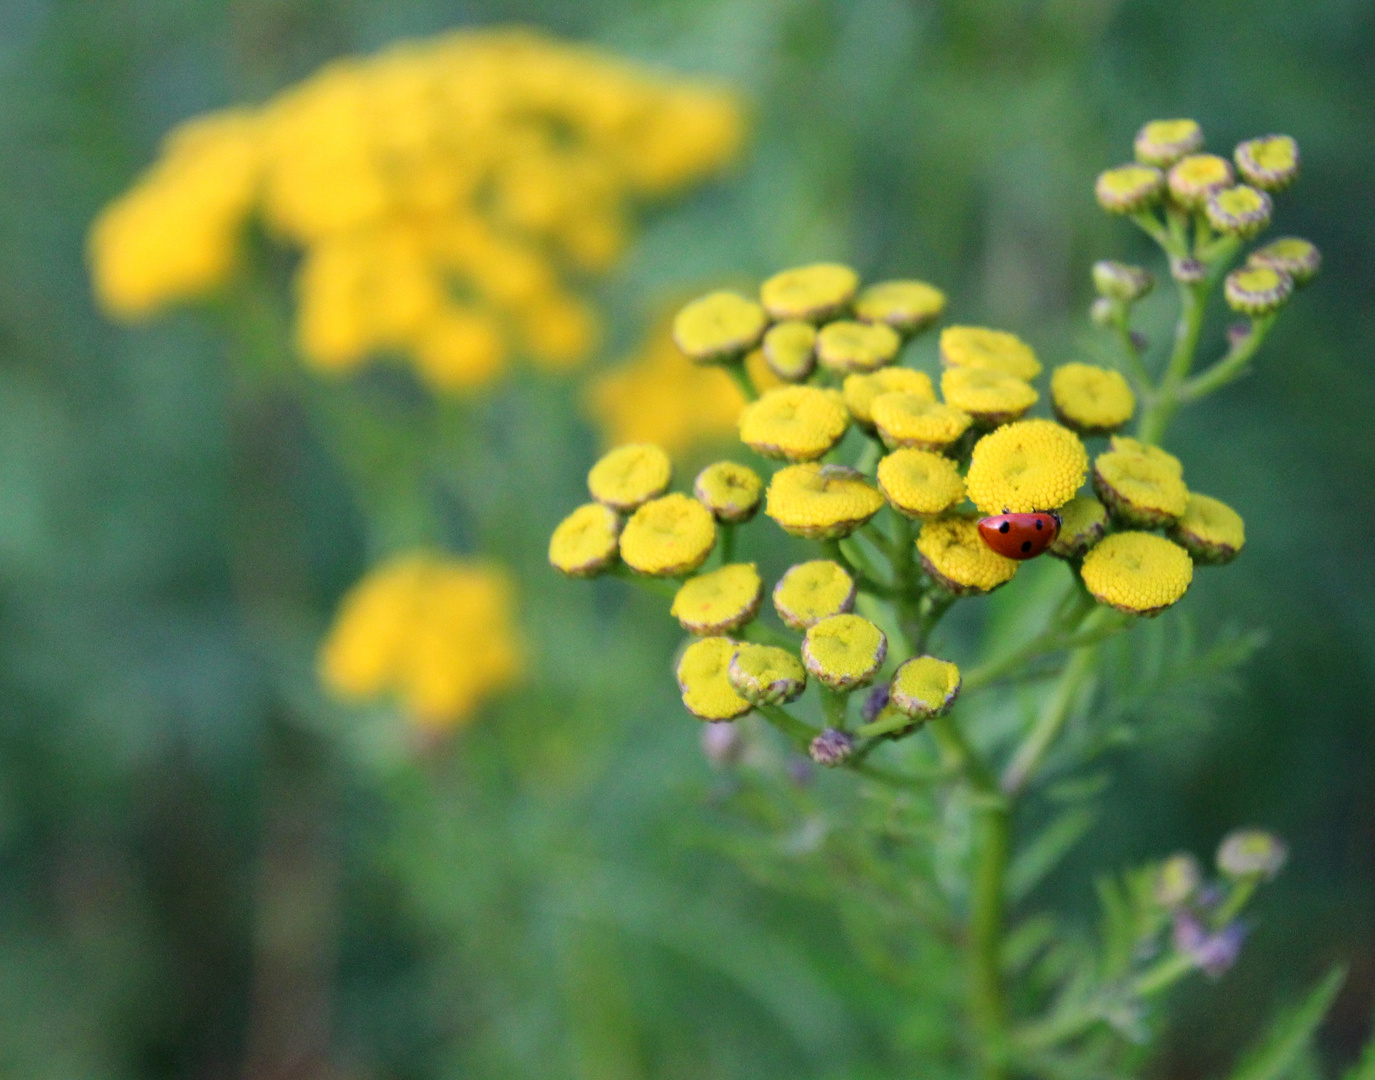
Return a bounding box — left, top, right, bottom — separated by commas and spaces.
88, 28, 743, 391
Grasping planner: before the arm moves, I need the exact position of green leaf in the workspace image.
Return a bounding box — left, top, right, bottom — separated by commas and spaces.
1226, 966, 1346, 1080
1342, 1012, 1375, 1080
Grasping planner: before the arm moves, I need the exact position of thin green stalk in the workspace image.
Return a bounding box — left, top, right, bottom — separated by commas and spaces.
756, 704, 817, 750
1000, 645, 1099, 796
724, 359, 758, 402
719, 523, 736, 564
610, 565, 678, 599
1178, 314, 1277, 402
914, 590, 957, 653
961, 585, 1095, 693
1112, 312, 1155, 391
1212, 876, 1259, 929
820, 685, 850, 730
971, 801, 1012, 1080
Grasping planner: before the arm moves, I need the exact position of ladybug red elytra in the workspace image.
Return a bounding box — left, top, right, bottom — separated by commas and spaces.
978, 510, 1062, 560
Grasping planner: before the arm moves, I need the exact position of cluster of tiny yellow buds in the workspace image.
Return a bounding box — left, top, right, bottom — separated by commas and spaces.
801, 613, 887, 690
1051, 364, 1136, 436
1095, 164, 1165, 214
90, 28, 744, 391
1169, 492, 1245, 565
671, 563, 762, 635
1048, 495, 1108, 560
965, 419, 1089, 515
318, 552, 521, 730
1081, 531, 1193, 615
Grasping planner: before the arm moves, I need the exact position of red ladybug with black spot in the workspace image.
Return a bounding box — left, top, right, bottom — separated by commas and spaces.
978, 509, 1062, 560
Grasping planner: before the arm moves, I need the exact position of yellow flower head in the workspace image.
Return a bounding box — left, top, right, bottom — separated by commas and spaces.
549, 502, 622, 577
843, 367, 935, 429
587, 443, 672, 511
762, 320, 818, 382
965, 419, 1088, 515
816, 319, 903, 374
1092, 437, 1189, 527
1167, 154, 1234, 209
671, 563, 764, 635
890, 656, 961, 719
1205, 185, 1272, 238
759, 262, 859, 323
939, 326, 1042, 380
854, 279, 946, 336
1048, 495, 1108, 560
672, 290, 768, 365
1247, 237, 1321, 288
802, 614, 887, 690
619, 493, 717, 576
765, 464, 885, 540
1134, 119, 1204, 168
694, 461, 764, 523
1224, 265, 1293, 317
738, 385, 850, 461
877, 448, 966, 519
1234, 135, 1300, 192
941, 367, 1039, 426
676, 636, 751, 721
318, 553, 520, 731
1081, 532, 1193, 615
871, 393, 972, 451
727, 644, 807, 705
1095, 164, 1165, 213
917, 516, 1018, 595
772, 559, 856, 629
1169, 492, 1245, 565
1050, 363, 1136, 435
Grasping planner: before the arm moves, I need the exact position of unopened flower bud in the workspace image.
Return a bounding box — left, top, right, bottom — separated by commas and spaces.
1134, 118, 1204, 168
1205, 185, 1272, 238
1155, 853, 1202, 908
1090, 297, 1117, 327
1173, 911, 1247, 978
890, 656, 961, 721
1234, 135, 1300, 192
728, 643, 807, 705
1170, 256, 1206, 285
701, 721, 743, 767
1167, 154, 1234, 210
1217, 829, 1287, 880
1093, 260, 1154, 303
809, 727, 855, 767
1226, 322, 1252, 350
860, 683, 891, 724
1248, 237, 1321, 288
1095, 164, 1165, 214
1224, 265, 1293, 317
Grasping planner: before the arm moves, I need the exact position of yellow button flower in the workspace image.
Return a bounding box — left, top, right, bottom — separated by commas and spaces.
871, 393, 972, 451
761, 320, 818, 382
843, 368, 935, 428
1095, 164, 1165, 213
671, 563, 764, 635
941, 367, 1039, 426
1134, 119, 1204, 168
619, 493, 717, 576
965, 419, 1088, 515
676, 636, 752, 721
727, 644, 807, 705
1050, 363, 1136, 435
765, 464, 885, 539
917, 516, 1018, 595
1081, 532, 1193, 615
802, 614, 887, 690
772, 559, 856, 629
694, 461, 764, 523
1169, 492, 1245, 565
1167, 154, 1234, 209
1234, 135, 1300, 192
738, 385, 850, 461
760, 262, 859, 322
816, 320, 903, 374
672, 290, 768, 365
854, 279, 946, 336
549, 502, 622, 577
1248, 237, 1321, 288
587, 443, 672, 511
1205, 185, 1272, 238
877, 449, 966, 519
890, 656, 961, 719
1224, 265, 1293, 317
939, 326, 1042, 381
1092, 437, 1189, 527
1047, 495, 1108, 559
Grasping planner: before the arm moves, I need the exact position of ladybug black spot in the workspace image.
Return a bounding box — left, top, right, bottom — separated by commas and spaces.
999, 522, 1010, 533
1035, 519, 1043, 530
1021, 540, 1032, 553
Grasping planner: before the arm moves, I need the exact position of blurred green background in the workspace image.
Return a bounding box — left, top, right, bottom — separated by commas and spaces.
0, 1, 1371, 1077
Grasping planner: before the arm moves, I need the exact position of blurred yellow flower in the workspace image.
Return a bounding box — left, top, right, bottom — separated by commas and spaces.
89, 28, 745, 392
318, 553, 521, 731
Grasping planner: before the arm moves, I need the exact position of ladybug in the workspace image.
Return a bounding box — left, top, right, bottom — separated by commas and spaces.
978, 510, 1062, 560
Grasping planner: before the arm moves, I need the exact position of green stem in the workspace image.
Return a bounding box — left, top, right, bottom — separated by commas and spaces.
719, 523, 736, 564
824, 538, 894, 598
914, 590, 957, 653
609, 565, 678, 599
961, 585, 1096, 693
1000, 644, 1099, 796
1178, 314, 1277, 403
971, 798, 1012, 1079
741, 621, 796, 649
757, 704, 817, 750
819, 686, 850, 731
725, 359, 758, 402
1211, 876, 1259, 929
1112, 311, 1155, 391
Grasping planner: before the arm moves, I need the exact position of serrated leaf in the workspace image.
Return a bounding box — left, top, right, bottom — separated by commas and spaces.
1226, 966, 1346, 1080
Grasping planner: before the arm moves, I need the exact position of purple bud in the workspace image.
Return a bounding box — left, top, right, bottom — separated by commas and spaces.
861, 684, 891, 724
1171, 257, 1206, 284
1226, 321, 1253, 350
809, 728, 855, 767
700, 721, 742, 768
1173, 912, 1248, 979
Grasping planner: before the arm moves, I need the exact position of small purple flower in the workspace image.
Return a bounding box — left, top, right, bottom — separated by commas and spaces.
1173, 911, 1248, 978
861, 684, 891, 724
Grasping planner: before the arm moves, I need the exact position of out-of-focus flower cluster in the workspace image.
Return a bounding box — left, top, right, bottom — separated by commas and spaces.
89, 28, 744, 390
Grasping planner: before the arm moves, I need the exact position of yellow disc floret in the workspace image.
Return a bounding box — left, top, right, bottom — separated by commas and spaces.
550, 502, 623, 577
801, 614, 887, 690
843, 368, 935, 428
772, 559, 856, 629
1224, 265, 1293, 316
1134, 119, 1204, 167
761, 320, 818, 382
676, 636, 752, 721
965, 419, 1088, 515
1167, 154, 1234, 208
816, 319, 903, 374
1050, 363, 1136, 435
727, 644, 807, 705
871, 393, 972, 451
1095, 164, 1165, 213
877, 449, 966, 519
939, 326, 1042, 380
1081, 532, 1193, 615
619, 493, 717, 576
765, 464, 885, 540
1092, 436, 1189, 527
1169, 492, 1245, 565
760, 262, 859, 323
1234, 135, 1300, 192
854, 279, 946, 336
1048, 495, 1108, 560
587, 443, 672, 511
1205, 185, 1272, 238
672, 290, 768, 364
917, 516, 1018, 595
889, 656, 961, 719
941, 367, 1039, 426
671, 563, 764, 635
738, 385, 850, 461
694, 461, 764, 523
